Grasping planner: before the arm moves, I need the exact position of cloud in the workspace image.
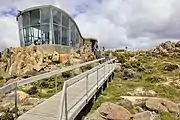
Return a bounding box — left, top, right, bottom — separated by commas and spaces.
0, 0, 180, 51
0, 15, 19, 51
75, 0, 180, 50
0, 0, 92, 51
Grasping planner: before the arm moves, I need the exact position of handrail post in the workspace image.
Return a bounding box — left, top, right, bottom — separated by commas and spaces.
86, 73, 89, 102
108, 61, 110, 74
59, 82, 66, 120
114, 60, 115, 69
64, 83, 68, 120
55, 75, 58, 94
104, 63, 106, 78
110, 62, 112, 71
97, 67, 99, 88
15, 82, 18, 119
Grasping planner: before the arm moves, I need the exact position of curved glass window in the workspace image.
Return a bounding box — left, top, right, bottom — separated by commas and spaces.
62, 12, 69, 27
41, 25, 50, 44
62, 27, 69, 45
52, 9, 61, 25
54, 25, 61, 44
30, 9, 40, 25
22, 12, 30, 27
18, 5, 83, 49
41, 7, 50, 24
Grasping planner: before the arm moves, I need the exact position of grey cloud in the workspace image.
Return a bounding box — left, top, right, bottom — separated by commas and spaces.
75, 0, 180, 49
1, 0, 180, 50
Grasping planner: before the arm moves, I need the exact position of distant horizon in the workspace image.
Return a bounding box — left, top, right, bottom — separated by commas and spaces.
1, 40, 179, 53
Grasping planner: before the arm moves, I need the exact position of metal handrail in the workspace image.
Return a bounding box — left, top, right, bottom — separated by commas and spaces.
0, 57, 105, 119
59, 58, 116, 120
0, 58, 105, 94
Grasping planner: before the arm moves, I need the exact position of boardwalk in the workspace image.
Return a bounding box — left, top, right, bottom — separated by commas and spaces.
16, 58, 116, 120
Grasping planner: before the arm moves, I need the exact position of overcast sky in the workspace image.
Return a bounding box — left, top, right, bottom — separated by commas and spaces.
0, 0, 180, 51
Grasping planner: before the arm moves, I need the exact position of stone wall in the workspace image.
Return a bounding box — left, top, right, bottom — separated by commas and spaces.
33, 44, 71, 54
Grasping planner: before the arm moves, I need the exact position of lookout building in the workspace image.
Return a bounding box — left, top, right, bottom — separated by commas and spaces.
16, 5, 98, 53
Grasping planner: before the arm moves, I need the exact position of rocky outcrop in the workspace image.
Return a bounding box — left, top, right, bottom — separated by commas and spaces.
164, 62, 179, 71
0, 90, 46, 118
0, 45, 96, 84
59, 54, 70, 64
146, 98, 180, 116
131, 111, 160, 120
119, 69, 142, 80
150, 41, 180, 58
86, 102, 132, 120
86, 101, 162, 120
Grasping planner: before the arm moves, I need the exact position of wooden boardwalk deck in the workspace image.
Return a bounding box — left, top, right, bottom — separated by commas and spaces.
17, 59, 116, 120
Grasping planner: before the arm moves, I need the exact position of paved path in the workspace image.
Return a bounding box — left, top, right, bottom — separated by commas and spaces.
18, 63, 115, 120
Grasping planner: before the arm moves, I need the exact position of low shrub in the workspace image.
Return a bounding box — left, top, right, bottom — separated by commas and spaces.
27, 86, 38, 95
62, 71, 73, 78
0, 108, 15, 120
145, 75, 166, 83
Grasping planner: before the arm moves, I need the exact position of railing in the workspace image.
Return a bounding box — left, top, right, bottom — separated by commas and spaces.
0, 57, 105, 119
59, 58, 116, 120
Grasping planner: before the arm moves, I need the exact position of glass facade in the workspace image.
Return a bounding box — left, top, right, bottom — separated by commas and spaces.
17, 5, 81, 49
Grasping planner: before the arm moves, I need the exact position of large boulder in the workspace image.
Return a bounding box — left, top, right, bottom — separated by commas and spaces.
59, 54, 70, 64
8, 91, 29, 103
132, 111, 151, 120
145, 98, 180, 116
87, 102, 131, 120
119, 69, 142, 80
117, 99, 133, 109
175, 41, 180, 47
131, 111, 160, 120
52, 51, 60, 63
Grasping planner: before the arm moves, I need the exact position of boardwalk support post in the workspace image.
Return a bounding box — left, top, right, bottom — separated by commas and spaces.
106, 80, 109, 88
15, 82, 18, 119
55, 75, 58, 93
104, 63, 106, 78
101, 86, 104, 94
86, 73, 89, 103
64, 83, 68, 120
97, 67, 99, 88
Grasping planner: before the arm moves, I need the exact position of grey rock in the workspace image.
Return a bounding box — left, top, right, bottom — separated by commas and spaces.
132, 111, 151, 120
118, 99, 133, 109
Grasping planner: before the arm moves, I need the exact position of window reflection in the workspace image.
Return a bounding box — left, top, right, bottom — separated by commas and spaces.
54, 25, 61, 44
22, 12, 30, 27
41, 25, 50, 44
62, 12, 69, 27
30, 9, 40, 25
19, 6, 81, 48
41, 7, 50, 24
62, 27, 69, 45
53, 9, 61, 25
